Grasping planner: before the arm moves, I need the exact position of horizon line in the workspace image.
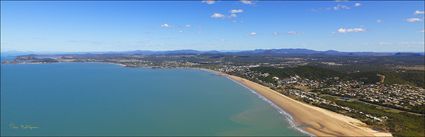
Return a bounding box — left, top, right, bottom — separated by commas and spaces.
1, 48, 425, 54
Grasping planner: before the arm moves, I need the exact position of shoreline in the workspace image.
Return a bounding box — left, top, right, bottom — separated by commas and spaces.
1, 62, 393, 136
227, 75, 315, 136
201, 69, 392, 137
198, 68, 313, 136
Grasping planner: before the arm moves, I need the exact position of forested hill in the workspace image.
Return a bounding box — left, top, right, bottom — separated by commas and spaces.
250, 66, 425, 88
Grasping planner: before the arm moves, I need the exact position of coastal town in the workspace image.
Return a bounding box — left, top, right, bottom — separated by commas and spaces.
219, 65, 425, 114
2, 53, 424, 136
218, 65, 424, 124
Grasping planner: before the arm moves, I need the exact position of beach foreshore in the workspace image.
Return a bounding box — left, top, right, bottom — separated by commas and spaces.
201, 68, 392, 137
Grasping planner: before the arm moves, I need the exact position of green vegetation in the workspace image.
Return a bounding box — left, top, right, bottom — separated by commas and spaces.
251, 65, 425, 88
250, 66, 342, 80
314, 95, 424, 136
251, 65, 425, 136
347, 70, 425, 88
334, 100, 425, 137
384, 71, 425, 88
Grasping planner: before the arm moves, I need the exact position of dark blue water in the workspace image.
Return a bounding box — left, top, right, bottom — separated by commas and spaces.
1, 63, 305, 136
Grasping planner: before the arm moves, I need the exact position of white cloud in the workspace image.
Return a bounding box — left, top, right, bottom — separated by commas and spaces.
230, 9, 244, 14
202, 0, 216, 5
415, 10, 424, 15
160, 23, 170, 28
314, 2, 362, 12
354, 3, 361, 7
333, 5, 351, 10
229, 14, 237, 18
421, 29, 425, 33
212, 10, 244, 20
272, 32, 280, 36
406, 18, 422, 23
287, 31, 300, 35
337, 27, 366, 33
376, 19, 382, 23
211, 13, 225, 19
240, 0, 253, 5
185, 24, 191, 28
228, 9, 243, 18
249, 32, 257, 36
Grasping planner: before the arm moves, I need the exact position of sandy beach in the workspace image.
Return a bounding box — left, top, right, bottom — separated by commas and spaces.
208, 69, 392, 136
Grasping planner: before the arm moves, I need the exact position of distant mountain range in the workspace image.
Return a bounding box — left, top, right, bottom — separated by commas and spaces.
1, 48, 424, 57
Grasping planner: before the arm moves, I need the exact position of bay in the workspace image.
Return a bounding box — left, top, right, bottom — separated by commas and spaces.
1, 63, 306, 136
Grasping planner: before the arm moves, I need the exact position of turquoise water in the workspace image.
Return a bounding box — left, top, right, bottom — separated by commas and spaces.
1, 63, 306, 136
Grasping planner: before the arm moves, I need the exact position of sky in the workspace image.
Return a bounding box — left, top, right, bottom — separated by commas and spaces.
1, 1, 424, 52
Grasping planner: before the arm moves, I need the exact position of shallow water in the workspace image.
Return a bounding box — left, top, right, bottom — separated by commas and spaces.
1, 63, 306, 136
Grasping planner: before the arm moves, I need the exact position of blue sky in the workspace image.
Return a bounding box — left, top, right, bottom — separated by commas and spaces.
1, 1, 424, 52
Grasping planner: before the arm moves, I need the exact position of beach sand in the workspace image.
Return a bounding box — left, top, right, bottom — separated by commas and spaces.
213, 70, 392, 136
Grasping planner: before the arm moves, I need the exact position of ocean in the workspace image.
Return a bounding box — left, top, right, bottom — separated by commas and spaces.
1, 63, 306, 136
